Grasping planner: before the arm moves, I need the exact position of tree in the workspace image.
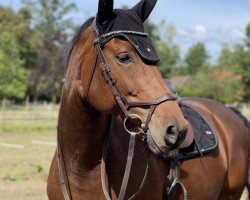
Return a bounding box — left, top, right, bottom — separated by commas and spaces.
217, 41, 250, 102
184, 42, 209, 75
0, 6, 33, 99
245, 23, 250, 49
226, 23, 250, 102
217, 44, 235, 69
144, 19, 160, 43
156, 21, 180, 77
22, 0, 76, 101
178, 69, 243, 103
242, 23, 250, 101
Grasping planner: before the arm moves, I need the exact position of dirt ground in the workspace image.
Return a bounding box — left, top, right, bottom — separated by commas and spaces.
0, 131, 249, 200
0, 131, 56, 200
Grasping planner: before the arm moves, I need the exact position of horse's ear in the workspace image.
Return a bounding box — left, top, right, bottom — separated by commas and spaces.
132, 0, 157, 22
96, 0, 114, 25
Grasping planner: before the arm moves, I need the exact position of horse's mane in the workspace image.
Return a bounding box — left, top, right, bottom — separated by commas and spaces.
65, 17, 95, 69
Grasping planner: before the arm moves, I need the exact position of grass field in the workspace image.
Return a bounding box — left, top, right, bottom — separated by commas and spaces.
0, 104, 57, 200
0, 103, 249, 200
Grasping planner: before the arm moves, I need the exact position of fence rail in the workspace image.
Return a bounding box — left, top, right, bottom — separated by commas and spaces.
0, 103, 249, 133
0, 103, 59, 133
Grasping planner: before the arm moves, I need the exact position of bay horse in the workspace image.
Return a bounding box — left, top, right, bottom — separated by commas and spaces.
47, 0, 250, 199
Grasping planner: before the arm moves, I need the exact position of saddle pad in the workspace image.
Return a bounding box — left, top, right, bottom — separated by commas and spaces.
164, 103, 218, 161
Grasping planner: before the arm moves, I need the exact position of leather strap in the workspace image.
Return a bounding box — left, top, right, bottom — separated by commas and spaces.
118, 133, 136, 200
164, 150, 188, 200
101, 130, 149, 200
57, 134, 72, 200
90, 18, 178, 133
83, 49, 98, 110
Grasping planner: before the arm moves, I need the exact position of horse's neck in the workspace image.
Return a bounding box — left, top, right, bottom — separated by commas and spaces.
57, 81, 107, 171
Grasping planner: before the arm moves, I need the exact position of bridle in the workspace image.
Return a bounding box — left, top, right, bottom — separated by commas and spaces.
89, 18, 178, 133
57, 18, 180, 200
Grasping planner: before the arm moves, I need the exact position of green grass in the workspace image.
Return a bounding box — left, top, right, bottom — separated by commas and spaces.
0, 121, 56, 132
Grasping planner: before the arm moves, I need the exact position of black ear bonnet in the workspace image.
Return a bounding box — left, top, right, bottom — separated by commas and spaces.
96, 0, 159, 63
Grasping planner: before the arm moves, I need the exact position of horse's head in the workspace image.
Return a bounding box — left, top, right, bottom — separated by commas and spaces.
67, 0, 188, 155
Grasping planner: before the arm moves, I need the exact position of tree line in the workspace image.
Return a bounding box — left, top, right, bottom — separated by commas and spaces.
0, 0, 249, 103
146, 21, 250, 103
0, 0, 76, 102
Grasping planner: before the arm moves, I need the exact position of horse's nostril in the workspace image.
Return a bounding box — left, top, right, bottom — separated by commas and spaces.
164, 125, 179, 146
166, 126, 174, 135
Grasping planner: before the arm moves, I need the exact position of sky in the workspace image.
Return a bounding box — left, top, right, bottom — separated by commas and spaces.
1, 0, 250, 62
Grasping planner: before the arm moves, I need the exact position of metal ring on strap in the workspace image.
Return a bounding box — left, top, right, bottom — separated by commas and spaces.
123, 114, 144, 135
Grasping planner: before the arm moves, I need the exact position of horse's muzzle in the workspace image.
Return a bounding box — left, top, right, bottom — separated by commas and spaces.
164, 124, 187, 149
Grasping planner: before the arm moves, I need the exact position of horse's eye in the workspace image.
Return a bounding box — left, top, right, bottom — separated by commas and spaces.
116, 53, 133, 63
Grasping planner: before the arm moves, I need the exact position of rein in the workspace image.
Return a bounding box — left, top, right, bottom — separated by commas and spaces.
57, 132, 71, 200
57, 18, 181, 200
101, 117, 149, 200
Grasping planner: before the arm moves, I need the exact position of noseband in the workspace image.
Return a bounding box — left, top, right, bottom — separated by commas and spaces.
86, 19, 178, 133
